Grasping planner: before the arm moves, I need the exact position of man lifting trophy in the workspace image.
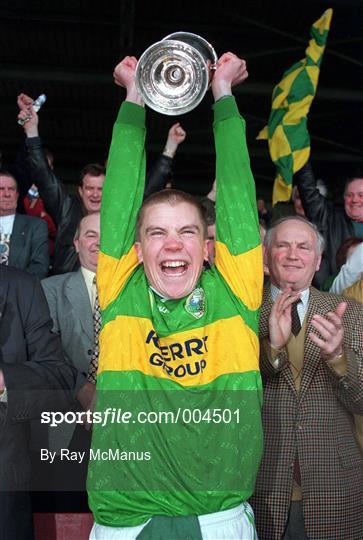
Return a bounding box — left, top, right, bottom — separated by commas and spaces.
88, 33, 263, 540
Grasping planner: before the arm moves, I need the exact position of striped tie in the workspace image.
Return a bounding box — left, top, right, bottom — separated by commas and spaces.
87, 280, 101, 384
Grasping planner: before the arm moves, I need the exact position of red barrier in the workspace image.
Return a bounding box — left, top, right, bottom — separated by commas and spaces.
34, 513, 93, 540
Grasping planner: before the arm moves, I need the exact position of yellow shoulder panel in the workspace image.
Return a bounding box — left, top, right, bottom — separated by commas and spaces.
96, 247, 139, 308
215, 242, 263, 311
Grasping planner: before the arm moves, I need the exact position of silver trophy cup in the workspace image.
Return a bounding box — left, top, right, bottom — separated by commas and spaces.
136, 32, 218, 115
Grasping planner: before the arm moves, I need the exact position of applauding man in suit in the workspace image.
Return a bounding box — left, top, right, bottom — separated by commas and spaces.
251, 216, 363, 540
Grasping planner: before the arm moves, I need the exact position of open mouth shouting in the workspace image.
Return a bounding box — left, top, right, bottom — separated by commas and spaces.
160, 260, 188, 277
135, 200, 209, 299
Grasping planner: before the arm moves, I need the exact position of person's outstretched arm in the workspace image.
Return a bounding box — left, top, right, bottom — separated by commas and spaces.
212, 53, 263, 313
17, 93, 68, 226
295, 160, 329, 227
97, 56, 146, 309
144, 122, 186, 198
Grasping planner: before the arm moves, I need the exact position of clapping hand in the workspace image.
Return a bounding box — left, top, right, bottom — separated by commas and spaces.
268, 288, 301, 350
309, 302, 346, 360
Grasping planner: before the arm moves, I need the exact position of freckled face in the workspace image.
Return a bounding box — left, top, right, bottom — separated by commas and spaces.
135, 202, 209, 299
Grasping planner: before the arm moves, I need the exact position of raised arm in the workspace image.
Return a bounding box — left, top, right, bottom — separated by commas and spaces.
144, 123, 186, 198
97, 57, 146, 307
212, 53, 262, 311
295, 160, 330, 227
17, 93, 67, 225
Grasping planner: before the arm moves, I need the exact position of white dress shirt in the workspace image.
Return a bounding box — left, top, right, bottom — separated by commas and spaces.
330, 243, 363, 294
270, 284, 310, 326
81, 266, 96, 310
0, 213, 15, 234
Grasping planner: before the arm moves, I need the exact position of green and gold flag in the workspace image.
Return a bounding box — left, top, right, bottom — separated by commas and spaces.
258, 9, 333, 205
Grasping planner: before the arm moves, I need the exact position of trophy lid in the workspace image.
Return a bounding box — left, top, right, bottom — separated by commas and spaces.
162, 32, 217, 67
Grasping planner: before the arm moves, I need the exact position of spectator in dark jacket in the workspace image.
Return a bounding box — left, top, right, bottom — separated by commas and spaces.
0, 266, 77, 540
0, 171, 49, 279
295, 161, 363, 288
16, 93, 186, 275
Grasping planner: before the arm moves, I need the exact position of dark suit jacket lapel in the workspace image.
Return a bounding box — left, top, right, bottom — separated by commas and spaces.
260, 287, 297, 395
8, 214, 25, 268
0, 273, 9, 327
65, 270, 93, 341
299, 287, 330, 403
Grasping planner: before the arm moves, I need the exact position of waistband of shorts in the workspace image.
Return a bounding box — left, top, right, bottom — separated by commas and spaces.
198, 501, 251, 527
92, 502, 252, 535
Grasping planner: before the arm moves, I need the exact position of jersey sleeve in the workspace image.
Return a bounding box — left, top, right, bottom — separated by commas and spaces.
213, 96, 263, 311
98, 102, 146, 308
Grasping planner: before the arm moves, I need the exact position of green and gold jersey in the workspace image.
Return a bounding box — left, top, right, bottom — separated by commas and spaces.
88, 97, 264, 527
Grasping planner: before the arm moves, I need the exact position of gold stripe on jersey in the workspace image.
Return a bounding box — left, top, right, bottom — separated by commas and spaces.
215, 242, 263, 311
97, 248, 138, 308
97, 314, 259, 386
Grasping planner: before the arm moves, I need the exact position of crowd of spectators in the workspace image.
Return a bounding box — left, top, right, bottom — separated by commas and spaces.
0, 53, 362, 540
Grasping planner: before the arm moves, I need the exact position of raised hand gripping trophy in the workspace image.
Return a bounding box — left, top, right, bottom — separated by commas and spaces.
136, 32, 217, 115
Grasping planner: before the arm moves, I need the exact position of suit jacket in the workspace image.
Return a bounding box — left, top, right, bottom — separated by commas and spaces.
0, 266, 76, 538
251, 287, 363, 540
41, 269, 94, 450
8, 213, 49, 279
